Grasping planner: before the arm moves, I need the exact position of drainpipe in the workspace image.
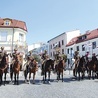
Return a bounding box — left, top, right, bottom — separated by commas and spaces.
11, 27, 14, 53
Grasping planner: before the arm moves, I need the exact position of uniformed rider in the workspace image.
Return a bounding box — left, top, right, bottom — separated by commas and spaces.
0, 46, 9, 72
10, 48, 20, 70
41, 50, 48, 64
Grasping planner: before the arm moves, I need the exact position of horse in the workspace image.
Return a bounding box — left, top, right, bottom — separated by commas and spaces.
10, 54, 20, 85
0, 53, 8, 85
55, 59, 65, 82
74, 56, 86, 80
87, 59, 97, 79
28, 59, 38, 84
41, 59, 54, 83
23, 57, 38, 84
94, 60, 98, 79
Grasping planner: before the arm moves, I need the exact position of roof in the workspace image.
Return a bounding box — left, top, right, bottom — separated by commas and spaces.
47, 29, 80, 43
66, 28, 98, 47
47, 32, 65, 43
66, 37, 78, 47
0, 18, 27, 31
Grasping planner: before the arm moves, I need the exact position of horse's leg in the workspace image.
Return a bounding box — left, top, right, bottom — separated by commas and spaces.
73, 69, 75, 76
48, 71, 50, 83
81, 70, 84, 80
0, 74, 3, 85
92, 70, 95, 80
44, 71, 47, 83
17, 73, 19, 85
57, 71, 59, 81
14, 73, 16, 84
28, 72, 31, 84
32, 73, 35, 84
10, 72, 13, 83
4, 72, 7, 85
78, 72, 80, 81
24, 70, 27, 83
57, 71, 60, 82
62, 71, 63, 82
88, 70, 91, 79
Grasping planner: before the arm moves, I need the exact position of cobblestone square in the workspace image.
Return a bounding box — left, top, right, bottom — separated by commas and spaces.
0, 69, 98, 98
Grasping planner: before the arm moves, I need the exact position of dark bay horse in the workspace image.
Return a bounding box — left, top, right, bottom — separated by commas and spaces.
87, 59, 98, 79
0, 54, 8, 85
10, 54, 20, 85
94, 60, 98, 79
55, 59, 65, 82
74, 56, 86, 80
41, 59, 54, 83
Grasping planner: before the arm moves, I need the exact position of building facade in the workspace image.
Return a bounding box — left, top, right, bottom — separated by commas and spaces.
0, 18, 28, 66
66, 28, 98, 65
48, 30, 81, 59
28, 42, 49, 55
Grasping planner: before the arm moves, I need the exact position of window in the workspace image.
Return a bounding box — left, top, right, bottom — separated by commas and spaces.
51, 45, 52, 49
76, 46, 79, 51
58, 41, 61, 47
4, 20, 11, 26
70, 48, 73, 56
82, 45, 85, 51
62, 49, 64, 54
82, 35, 87, 40
0, 32, 7, 41
53, 51, 55, 56
62, 40, 64, 45
51, 52, 52, 57
92, 42, 96, 49
67, 49, 69, 54
19, 33, 24, 42
53, 44, 54, 47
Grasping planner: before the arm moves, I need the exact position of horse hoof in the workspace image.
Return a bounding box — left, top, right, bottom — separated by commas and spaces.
48, 81, 50, 84
28, 81, 30, 84
33, 82, 35, 84
43, 81, 45, 84
24, 80, 27, 83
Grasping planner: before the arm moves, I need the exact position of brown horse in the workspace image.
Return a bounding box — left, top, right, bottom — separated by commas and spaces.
55, 59, 65, 82
10, 54, 20, 85
0, 53, 8, 85
28, 59, 38, 84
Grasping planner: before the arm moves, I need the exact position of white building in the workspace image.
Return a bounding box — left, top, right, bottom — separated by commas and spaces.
28, 42, 49, 55
0, 18, 28, 66
28, 42, 46, 52
66, 28, 98, 65
48, 30, 81, 59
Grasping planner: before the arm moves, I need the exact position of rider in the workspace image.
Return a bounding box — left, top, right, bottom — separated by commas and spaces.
41, 50, 48, 75
41, 50, 48, 64
0, 46, 6, 62
25, 51, 34, 72
10, 48, 20, 70
0, 46, 9, 71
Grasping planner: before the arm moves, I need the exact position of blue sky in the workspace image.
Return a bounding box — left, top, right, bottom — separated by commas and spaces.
0, 0, 98, 45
